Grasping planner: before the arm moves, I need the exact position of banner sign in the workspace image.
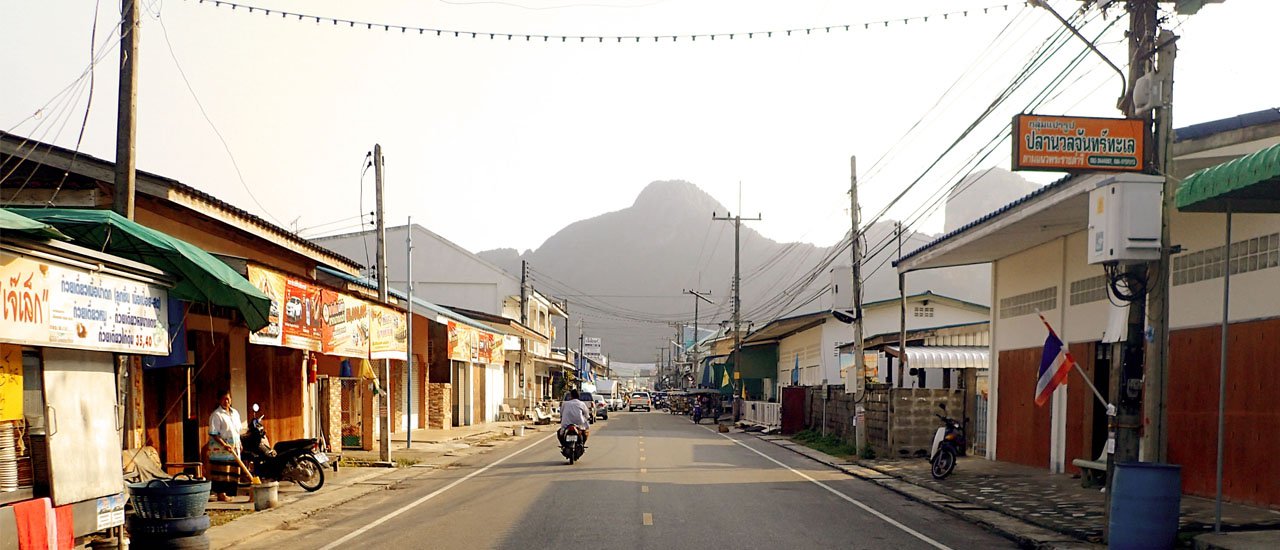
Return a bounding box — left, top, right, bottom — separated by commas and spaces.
478, 331, 504, 364
1012, 114, 1145, 172
583, 336, 603, 361
369, 305, 407, 361
321, 290, 370, 358
1, 252, 169, 355
448, 321, 477, 362
247, 265, 286, 346
0, 344, 22, 421
282, 278, 323, 351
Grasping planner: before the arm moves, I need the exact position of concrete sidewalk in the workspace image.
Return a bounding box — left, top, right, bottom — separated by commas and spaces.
753, 431, 1280, 549
204, 421, 548, 548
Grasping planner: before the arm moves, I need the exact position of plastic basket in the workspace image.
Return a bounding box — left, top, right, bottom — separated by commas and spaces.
127, 475, 212, 519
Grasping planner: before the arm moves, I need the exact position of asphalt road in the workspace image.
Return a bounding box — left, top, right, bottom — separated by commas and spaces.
233, 411, 1016, 550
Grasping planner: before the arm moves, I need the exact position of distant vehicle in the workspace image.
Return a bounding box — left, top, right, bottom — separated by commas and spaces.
579, 391, 598, 423
592, 394, 609, 420
629, 391, 652, 412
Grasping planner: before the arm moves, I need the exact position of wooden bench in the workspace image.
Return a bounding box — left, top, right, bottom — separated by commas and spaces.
1072, 450, 1108, 488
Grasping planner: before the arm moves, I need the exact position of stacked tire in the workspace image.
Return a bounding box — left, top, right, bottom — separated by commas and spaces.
126, 476, 213, 549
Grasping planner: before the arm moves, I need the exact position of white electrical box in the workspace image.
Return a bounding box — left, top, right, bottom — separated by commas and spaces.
1087, 175, 1164, 265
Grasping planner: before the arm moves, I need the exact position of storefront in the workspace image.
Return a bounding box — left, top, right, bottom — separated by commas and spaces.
0, 212, 176, 543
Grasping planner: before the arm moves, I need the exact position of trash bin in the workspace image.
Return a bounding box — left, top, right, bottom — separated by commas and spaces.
253, 481, 280, 511
1108, 462, 1181, 550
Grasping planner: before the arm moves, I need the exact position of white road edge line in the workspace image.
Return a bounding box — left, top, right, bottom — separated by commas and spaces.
319, 433, 556, 550
705, 426, 952, 550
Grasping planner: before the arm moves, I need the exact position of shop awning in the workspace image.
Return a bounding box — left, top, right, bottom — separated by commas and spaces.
11, 208, 272, 331
0, 208, 69, 241
1176, 141, 1280, 213
885, 346, 989, 369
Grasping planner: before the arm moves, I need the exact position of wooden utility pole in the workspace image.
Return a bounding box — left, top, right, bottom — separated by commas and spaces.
113, 0, 140, 219
849, 156, 866, 454
713, 209, 761, 398
374, 144, 390, 463
897, 222, 907, 390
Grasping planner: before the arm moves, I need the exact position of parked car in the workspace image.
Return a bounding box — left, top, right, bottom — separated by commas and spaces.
629, 391, 652, 412
579, 391, 597, 423
592, 394, 609, 420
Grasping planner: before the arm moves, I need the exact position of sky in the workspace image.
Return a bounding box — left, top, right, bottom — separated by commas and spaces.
2, 0, 1274, 255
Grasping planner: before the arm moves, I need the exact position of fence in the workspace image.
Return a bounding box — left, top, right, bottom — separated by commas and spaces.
742, 401, 780, 428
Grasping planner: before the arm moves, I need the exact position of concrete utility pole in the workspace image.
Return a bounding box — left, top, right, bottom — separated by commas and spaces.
897, 222, 907, 390
713, 209, 761, 398
374, 144, 390, 463
684, 290, 713, 389
113, 0, 140, 219
849, 156, 866, 455
1143, 28, 1178, 466
519, 261, 530, 404
405, 217, 413, 449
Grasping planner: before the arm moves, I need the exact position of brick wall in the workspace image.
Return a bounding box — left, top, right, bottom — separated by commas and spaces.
428, 383, 451, 430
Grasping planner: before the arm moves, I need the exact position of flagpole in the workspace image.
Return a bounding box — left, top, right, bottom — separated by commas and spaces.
1036, 310, 1110, 409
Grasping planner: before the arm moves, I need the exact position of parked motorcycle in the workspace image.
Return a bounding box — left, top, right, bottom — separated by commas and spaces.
560, 425, 586, 464
928, 403, 966, 480
242, 404, 327, 491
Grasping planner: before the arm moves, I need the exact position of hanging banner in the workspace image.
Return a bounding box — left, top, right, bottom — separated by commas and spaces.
1012, 114, 1145, 172
478, 331, 504, 364
447, 320, 477, 362
281, 277, 323, 351
247, 265, 286, 347
369, 305, 407, 361
321, 290, 370, 358
0, 252, 169, 355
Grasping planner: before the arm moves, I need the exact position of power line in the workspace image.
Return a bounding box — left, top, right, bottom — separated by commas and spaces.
186, 0, 1021, 44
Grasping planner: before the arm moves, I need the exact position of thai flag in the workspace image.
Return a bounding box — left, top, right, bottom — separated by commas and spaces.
1035, 313, 1075, 407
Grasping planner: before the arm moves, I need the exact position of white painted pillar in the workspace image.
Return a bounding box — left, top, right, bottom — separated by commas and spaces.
987, 261, 999, 460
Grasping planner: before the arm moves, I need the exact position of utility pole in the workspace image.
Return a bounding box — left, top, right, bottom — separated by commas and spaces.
113, 0, 140, 219
404, 217, 413, 449
713, 208, 761, 399
684, 290, 713, 389
374, 144, 390, 464
519, 261, 530, 405
897, 222, 907, 390
849, 156, 866, 455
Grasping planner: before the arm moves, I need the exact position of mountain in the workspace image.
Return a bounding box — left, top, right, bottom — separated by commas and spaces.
480, 176, 1040, 362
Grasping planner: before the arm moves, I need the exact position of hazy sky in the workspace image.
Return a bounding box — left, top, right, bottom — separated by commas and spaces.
2, 1, 1272, 255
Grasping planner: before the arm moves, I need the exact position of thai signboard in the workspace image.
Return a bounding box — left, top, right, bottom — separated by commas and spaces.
282, 278, 323, 351
447, 320, 502, 364
0, 251, 169, 355
247, 265, 285, 346
1012, 114, 1145, 172
321, 290, 370, 358
583, 336, 603, 361
369, 304, 407, 361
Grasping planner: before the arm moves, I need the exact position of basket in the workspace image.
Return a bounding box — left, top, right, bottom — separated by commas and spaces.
127, 475, 212, 519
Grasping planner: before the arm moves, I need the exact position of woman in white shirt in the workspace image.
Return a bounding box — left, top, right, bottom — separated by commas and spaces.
208, 389, 243, 501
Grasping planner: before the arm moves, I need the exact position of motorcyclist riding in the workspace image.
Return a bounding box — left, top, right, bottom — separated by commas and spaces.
558, 389, 591, 447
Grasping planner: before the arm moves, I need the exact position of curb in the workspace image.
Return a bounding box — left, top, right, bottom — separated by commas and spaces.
750, 433, 1101, 550
208, 428, 542, 548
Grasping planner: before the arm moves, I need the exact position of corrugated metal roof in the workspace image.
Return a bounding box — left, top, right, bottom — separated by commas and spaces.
316, 265, 494, 333
895, 173, 1076, 266
0, 131, 362, 271
1175, 107, 1280, 143
886, 346, 989, 369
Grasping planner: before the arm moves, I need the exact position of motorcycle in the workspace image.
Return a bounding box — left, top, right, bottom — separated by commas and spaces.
560, 425, 586, 464
242, 404, 327, 491
928, 403, 966, 480
692, 402, 703, 424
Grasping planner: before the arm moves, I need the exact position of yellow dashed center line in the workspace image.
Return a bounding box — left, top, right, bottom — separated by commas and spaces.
640, 468, 647, 474
642, 513, 653, 526
640, 456, 646, 461
641, 485, 649, 493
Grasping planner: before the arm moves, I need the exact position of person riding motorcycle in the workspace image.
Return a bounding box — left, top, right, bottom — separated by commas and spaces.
558, 389, 591, 446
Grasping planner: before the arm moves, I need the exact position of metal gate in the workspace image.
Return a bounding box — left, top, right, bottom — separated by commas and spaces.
973, 392, 989, 455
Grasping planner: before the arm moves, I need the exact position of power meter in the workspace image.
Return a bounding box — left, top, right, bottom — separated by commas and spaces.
1087, 174, 1165, 265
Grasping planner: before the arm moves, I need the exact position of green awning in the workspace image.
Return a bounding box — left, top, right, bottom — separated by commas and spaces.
9, 208, 272, 331
1176, 141, 1280, 213
0, 209, 70, 241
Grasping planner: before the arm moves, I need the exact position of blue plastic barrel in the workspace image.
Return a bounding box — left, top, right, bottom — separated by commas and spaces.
1108, 462, 1182, 550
